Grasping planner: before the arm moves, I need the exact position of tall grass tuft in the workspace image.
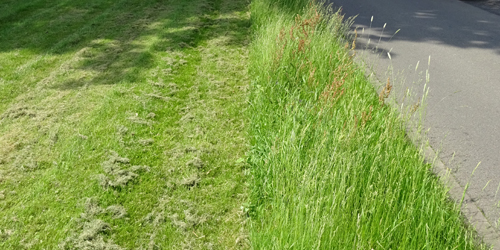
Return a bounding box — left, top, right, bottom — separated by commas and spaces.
248, 0, 485, 249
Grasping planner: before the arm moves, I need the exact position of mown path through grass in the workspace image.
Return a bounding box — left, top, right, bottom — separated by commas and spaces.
0, 0, 250, 249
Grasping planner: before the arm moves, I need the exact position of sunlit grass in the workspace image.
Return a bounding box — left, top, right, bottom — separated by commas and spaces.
247, 0, 486, 249
0, 0, 250, 249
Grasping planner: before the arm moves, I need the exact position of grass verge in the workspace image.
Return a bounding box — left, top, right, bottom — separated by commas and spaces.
248, 0, 486, 249
0, 0, 250, 249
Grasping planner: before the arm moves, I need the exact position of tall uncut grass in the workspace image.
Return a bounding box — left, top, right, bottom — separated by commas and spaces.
248, 0, 484, 249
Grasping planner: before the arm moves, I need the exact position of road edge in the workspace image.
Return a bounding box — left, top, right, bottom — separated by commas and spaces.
407, 127, 500, 249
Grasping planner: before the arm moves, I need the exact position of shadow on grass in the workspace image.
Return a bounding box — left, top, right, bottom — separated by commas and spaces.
0, 0, 249, 90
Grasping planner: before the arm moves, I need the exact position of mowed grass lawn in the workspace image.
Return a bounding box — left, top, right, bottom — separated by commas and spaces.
0, 0, 250, 249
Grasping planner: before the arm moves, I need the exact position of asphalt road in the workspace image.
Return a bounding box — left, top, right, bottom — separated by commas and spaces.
328, 0, 500, 246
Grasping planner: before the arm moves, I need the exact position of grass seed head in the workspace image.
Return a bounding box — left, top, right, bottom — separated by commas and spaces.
379, 78, 392, 106
352, 29, 358, 51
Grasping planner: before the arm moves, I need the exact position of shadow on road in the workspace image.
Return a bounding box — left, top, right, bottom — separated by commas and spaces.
332, 0, 500, 55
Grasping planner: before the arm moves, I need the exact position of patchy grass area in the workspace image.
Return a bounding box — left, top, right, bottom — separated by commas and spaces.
248, 0, 486, 249
0, 0, 250, 249
0, 0, 488, 249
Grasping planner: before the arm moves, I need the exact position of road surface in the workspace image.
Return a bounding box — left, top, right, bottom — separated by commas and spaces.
329, 0, 500, 247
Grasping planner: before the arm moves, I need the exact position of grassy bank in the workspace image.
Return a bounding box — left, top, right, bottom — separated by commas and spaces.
0, 0, 250, 249
248, 0, 485, 249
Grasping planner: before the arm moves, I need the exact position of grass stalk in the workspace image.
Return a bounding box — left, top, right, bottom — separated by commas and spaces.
248, 0, 485, 249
